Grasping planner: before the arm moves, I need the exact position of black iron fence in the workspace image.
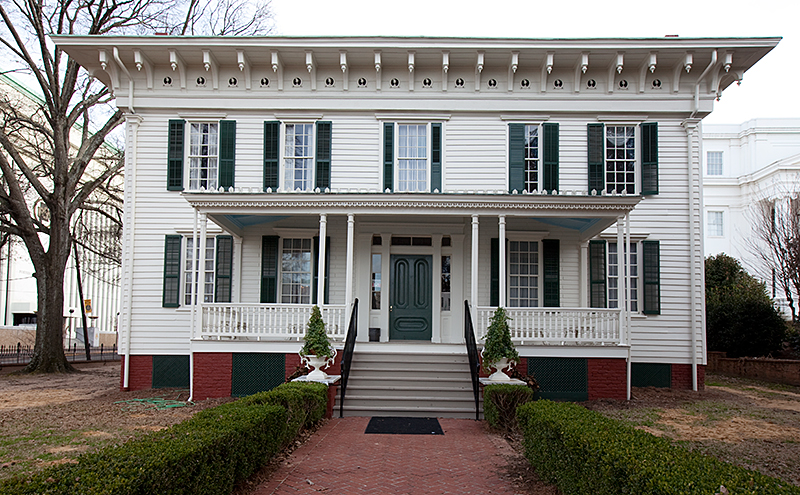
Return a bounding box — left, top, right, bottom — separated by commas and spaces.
0, 343, 120, 366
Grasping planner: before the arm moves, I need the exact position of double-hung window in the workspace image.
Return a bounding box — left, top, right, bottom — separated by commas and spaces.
167, 120, 236, 192
162, 234, 233, 307
508, 123, 559, 193
587, 122, 657, 195
382, 122, 442, 192
280, 238, 313, 304
608, 242, 639, 312
263, 121, 332, 192
260, 235, 330, 305
590, 239, 659, 314
508, 240, 540, 307
707, 211, 724, 236
707, 151, 723, 176
490, 237, 560, 308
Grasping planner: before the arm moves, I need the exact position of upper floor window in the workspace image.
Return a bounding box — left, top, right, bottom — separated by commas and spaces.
707, 151, 723, 176
383, 122, 441, 193
524, 125, 540, 192
284, 123, 314, 191
509, 123, 559, 193
167, 119, 235, 192
707, 211, 724, 236
587, 122, 658, 196
263, 121, 331, 192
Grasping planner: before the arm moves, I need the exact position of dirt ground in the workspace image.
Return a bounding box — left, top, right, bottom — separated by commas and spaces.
1, 365, 798, 492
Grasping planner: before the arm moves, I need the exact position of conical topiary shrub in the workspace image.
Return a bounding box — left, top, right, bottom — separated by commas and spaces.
300, 305, 334, 359
481, 307, 519, 380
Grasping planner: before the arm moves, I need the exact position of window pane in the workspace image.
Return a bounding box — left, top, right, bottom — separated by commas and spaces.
508, 241, 539, 307
281, 238, 313, 304
707, 151, 723, 176
188, 123, 219, 191
284, 124, 313, 191
397, 124, 428, 192
607, 242, 639, 311
605, 126, 636, 194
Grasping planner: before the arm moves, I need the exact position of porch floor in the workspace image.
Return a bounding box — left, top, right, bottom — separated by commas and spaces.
250, 417, 524, 494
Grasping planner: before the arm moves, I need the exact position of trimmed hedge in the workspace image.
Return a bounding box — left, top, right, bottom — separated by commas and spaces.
517, 400, 800, 495
0, 381, 328, 495
483, 383, 533, 431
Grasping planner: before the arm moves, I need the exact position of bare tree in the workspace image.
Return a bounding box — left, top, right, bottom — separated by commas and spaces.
748, 190, 800, 324
0, 0, 274, 374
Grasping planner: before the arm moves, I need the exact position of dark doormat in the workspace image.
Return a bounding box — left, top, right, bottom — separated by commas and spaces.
365, 416, 444, 435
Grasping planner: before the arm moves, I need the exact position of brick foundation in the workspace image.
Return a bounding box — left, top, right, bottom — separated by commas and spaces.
671, 363, 705, 391
119, 355, 153, 391
193, 352, 233, 400
588, 358, 627, 400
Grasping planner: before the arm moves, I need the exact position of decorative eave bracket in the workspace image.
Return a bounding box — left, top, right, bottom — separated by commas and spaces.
339, 51, 349, 91
673, 52, 692, 93
237, 50, 251, 90
638, 52, 657, 93
475, 51, 484, 92
305, 51, 317, 91
98, 49, 120, 91
508, 51, 519, 92
574, 52, 589, 93
540, 52, 554, 93
133, 49, 153, 90
607, 52, 624, 94
442, 51, 450, 92
169, 49, 187, 90
202, 49, 219, 90
408, 51, 415, 91
271, 50, 283, 91
374, 51, 382, 91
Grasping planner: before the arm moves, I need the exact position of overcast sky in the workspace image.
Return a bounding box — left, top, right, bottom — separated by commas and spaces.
270, 0, 798, 125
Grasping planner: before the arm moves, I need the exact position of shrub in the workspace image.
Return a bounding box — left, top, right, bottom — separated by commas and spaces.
483, 383, 533, 431
300, 305, 334, 359
517, 400, 800, 495
706, 254, 786, 357
481, 307, 519, 371
238, 381, 328, 445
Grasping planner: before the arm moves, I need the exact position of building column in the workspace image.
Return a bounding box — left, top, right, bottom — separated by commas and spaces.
498, 215, 506, 307
579, 241, 589, 308
233, 236, 243, 303
432, 234, 443, 343
196, 212, 208, 339
317, 214, 327, 307
616, 216, 627, 344
345, 214, 355, 307
190, 209, 199, 337
684, 118, 702, 391
471, 215, 479, 318
121, 114, 142, 390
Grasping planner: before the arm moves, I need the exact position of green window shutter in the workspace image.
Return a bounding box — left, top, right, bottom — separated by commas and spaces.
260, 236, 279, 303
642, 240, 661, 314
162, 235, 182, 307
508, 123, 525, 193
589, 240, 607, 308
315, 121, 332, 191
490, 238, 499, 307
263, 121, 280, 191
214, 235, 233, 303
383, 122, 394, 192
543, 239, 560, 307
431, 123, 442, 192
218, 120, 236, 190
641, 122, 659, 195
587, 123, 605, 194
543, 123, 559, 192
167, 120, 185, 191
312, 236, 331, 305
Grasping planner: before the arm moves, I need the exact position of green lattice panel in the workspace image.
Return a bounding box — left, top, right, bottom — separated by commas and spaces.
152, 355, 190, 388
632, 363, 671, 388
231, 353, 286, 397
528, 357, 588, 401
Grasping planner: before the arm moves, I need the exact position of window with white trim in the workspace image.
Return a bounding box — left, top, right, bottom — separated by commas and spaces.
708, 211, 724, 236
188, 123, 218, 191
397, 124, 428, 192
608, 242, 639, 312
283, 123, 314, 191
605, 125, 636, 194
184, 237, 216, 305
509, 240, 540, 307
280, 238, 313, 304
524, 124, 540, 192
707, 151, 723, 176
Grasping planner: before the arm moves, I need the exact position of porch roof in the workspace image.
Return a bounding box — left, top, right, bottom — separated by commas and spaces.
183, 191, 642, 239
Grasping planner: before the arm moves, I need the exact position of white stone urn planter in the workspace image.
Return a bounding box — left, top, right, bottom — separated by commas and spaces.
301, 347, 337, 380
486, 357, 515, 381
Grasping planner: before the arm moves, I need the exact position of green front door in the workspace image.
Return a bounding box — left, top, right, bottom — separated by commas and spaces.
390, 255, 432, 340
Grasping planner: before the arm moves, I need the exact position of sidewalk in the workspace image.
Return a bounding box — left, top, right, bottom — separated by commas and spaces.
252, 417, 526, 495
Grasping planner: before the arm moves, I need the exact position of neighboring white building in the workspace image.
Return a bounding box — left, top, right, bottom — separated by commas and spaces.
0, 72, 121, 346
702, 118, 800, 307
56, 35, 777, 413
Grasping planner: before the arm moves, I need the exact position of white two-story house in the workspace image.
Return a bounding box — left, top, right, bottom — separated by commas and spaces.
55, 35, 778, 415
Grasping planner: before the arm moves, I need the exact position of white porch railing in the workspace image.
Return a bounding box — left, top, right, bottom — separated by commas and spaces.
200, 304, 347, 340
475, 307, 621, 345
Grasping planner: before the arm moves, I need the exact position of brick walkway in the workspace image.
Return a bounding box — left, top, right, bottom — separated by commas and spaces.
251, 417, 525, 494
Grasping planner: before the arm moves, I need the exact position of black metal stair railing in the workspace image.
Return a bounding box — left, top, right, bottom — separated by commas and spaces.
464, 300, 481, 421
338, 298, 358, 418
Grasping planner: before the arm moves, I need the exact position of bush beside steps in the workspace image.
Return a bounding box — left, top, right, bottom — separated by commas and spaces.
518, 400, 800, 495
0, 381, 329, 495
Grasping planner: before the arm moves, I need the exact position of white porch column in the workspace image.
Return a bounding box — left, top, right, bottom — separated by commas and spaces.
498, 215, 506, 307
471, 215, 479, 317
616, 215, 627, 344
345, 214, 355, 307
233, 236, 243, 303
190, 209, 199, 338
121, 114, 142, 390
317, 214, 327, 307
579, 241, 589, 308
684, 119, 702, 391
196, 212, 208, 338
624, 213, 632, 341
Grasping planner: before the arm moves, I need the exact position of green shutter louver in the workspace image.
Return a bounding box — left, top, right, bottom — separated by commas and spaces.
260, 236, 279, 303
642, 240, 661, 314
508, 123, 525, 193
215, 236, 233, 303
315, 121, 332, 191
589, 240, 607, 308
431, 123, 442, 192
543, 123, 559, 192
588, 123, 605, 194
490, 238, 499, 307
162, 235, 182, 307
219, 120, 236, 190
167, 120, 185, 191
263, 121, 280, 191
543, 239, 560, 307
641, 122, 659, 195
383, 122, 394, 192
312, 236, 331, 305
